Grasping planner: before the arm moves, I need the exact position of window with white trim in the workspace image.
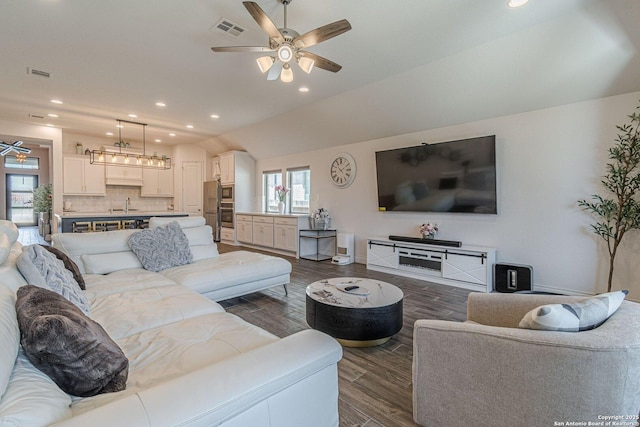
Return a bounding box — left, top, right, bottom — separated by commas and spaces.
287, 166, 310, 214
263, 170, 283, 213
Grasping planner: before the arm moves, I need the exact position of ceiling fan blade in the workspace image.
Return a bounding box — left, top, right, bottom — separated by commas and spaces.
293, 19, 352, 49
211, 46, 274, 53
267, 61, 283, 80
243, 1, 284, 45
298, 51, 342, 73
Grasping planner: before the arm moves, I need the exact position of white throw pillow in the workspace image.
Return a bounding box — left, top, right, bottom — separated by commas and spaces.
519, 290, 628, 332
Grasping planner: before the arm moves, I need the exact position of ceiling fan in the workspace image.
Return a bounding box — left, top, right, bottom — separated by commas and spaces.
211, 0, 351, 83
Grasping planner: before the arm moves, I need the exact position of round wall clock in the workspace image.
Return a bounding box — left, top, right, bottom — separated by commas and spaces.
330, 152, 357, 188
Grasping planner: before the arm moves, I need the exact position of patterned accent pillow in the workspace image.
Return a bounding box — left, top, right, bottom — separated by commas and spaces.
41, 245, 86, 290
519, 290, 628, 332
127, 221, 193, 272
16, 285, 128, 397
16, 244, 91, 316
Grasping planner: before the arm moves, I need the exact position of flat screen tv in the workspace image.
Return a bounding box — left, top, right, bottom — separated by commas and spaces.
375, 135, 497, 214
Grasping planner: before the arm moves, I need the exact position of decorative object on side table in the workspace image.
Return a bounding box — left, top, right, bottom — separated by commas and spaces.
578, 101, 640, 292
311, 208, 331, 230
274, 185, 289, 214
419, 222, 438, 239
33, 184, 53, 241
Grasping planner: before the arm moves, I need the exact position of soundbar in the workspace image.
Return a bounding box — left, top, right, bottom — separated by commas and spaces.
388, 235, 462, 248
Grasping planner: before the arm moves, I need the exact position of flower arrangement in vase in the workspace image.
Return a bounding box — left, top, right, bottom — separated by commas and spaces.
311, 208, 331, 230
274, 185, 289, 214
419, 222, 438, 239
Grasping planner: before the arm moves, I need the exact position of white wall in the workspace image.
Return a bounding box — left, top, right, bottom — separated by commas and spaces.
255, 92, 640, 300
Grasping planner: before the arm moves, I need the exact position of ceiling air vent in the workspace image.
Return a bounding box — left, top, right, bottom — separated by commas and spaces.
28, 114, 45, 119
27, 67, 51, 78
213, 18, 246, 37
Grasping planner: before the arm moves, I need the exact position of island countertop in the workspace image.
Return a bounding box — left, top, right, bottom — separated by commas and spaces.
60, 211, 188, 218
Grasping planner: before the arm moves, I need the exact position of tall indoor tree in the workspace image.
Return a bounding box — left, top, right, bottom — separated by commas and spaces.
578, 102, 640, 292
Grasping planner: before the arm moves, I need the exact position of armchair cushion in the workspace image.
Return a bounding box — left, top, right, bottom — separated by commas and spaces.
519, 290, 628, 332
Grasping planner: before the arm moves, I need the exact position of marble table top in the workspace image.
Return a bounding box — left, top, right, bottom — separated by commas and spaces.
306, 277, 403, 309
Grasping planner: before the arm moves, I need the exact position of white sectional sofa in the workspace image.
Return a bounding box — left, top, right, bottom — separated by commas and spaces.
0, 219, 343, 426
53, 216, 293, 301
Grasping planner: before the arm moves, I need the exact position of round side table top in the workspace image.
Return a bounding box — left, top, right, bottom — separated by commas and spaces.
306, 277, 404, 309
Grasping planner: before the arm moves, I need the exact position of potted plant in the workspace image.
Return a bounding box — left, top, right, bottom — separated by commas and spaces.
33, 184, 53, 240
578, 101, 640, 292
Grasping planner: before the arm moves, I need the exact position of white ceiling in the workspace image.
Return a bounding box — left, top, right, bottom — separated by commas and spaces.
1, 0, 639, 159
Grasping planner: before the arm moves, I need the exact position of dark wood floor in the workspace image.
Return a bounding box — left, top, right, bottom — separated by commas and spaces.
217, 244, 471, 427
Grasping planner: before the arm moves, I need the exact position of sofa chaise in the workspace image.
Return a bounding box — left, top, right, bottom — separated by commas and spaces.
0, 219, 343, 426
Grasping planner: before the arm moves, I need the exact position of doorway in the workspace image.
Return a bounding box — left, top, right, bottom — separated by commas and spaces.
6, 174, 38, 226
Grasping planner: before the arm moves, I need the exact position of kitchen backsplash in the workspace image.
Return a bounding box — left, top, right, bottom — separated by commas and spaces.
64, 186, 174, 213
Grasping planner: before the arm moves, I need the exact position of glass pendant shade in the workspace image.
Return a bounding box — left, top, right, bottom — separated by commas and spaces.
280, 64, 293, 83
256, 56, 275, 73
297, 56, 314, 74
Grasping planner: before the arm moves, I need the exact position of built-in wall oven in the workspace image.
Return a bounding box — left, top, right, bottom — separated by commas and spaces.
220, 202, 234, 228
221, 185, 234, 203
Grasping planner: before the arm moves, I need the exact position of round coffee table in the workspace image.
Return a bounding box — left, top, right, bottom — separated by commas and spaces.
305, 277, 404, 347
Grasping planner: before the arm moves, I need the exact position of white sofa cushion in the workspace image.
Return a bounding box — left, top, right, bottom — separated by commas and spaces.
0, 349, 72, 426
0, 243, 28, 293
0, 220, 19, 245
52, 229, 140, 274
0, 285, 19, 400
149, 216, 205, 229
89, 284, 225, 340
0, 234, 10, 265
160, 251, 291, 295
81, 252, 143, 274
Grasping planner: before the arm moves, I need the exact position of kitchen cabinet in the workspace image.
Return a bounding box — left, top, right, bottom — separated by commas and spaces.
105, 163, 143, 186
63, 156, 106, 196
236, 214, 253, 244
252, 216, 274, 248
274, 217, 298, 252
234, 213, 308, 256
141, 168, 174, 197
218, 152, 235, 184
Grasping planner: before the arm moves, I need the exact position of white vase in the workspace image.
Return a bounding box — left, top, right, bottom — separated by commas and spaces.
278, 201, 285, 214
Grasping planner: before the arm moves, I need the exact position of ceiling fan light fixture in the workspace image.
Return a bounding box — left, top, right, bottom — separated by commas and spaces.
277, 44, 293, 63
256, 56, 275, 73
280, 64, 294, 83
297, 56, 314, 74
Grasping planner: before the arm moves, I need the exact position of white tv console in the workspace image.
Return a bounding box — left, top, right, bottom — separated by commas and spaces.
366, 236, 496, 292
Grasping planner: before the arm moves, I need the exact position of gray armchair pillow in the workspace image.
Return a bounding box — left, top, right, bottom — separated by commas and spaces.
15, 285, 128, 397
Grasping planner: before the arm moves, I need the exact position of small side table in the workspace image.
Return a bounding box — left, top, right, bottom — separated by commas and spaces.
299, 229, 337, 261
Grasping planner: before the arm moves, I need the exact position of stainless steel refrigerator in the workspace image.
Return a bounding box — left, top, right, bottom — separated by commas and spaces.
203, 180, 221, 242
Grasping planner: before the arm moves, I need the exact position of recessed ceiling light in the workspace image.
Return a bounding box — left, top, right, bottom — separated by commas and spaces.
154, 139, 162, 143
169, 133, 176, 137
508, 0, 528, 7
210, 114, 220, 119
50, 99, 63, 104
298, 87, 309, 93
116, 124, 124, 128
186, 124, 194, 129
155, 102, 166, 107
45, 123, 54, 127
128, 114, 137, 118
105, 132, 114, 136
47, 113, 58, 118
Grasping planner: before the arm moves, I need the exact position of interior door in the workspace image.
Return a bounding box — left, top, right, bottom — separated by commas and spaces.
182, 161, 203, 215
6, 174, 38, 225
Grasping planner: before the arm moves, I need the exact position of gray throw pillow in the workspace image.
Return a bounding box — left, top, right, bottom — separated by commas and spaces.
127, 221, 193, 272
519, 290, 628, 332
41, 245, 86, 290
17, 245, 91, 316
16, 285, 128, 397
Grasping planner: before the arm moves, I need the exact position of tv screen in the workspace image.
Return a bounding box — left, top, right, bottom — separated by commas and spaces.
375, 135, 497, 214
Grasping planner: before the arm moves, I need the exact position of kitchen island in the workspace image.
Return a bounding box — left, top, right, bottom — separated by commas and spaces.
59, 211, 188, 233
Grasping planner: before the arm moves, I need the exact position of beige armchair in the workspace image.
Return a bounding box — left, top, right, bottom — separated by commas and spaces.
413, 293, 640, 427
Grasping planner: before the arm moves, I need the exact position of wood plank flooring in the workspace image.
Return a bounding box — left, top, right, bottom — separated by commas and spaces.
217, 244, 471, 427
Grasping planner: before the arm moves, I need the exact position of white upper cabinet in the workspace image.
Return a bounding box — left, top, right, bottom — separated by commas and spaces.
141, 168, 174, 197
63, 156, 106, 196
